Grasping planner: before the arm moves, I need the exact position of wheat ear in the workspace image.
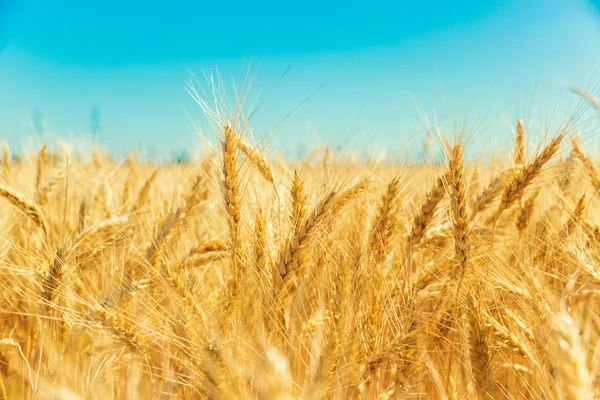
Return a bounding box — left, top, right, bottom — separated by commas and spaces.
515, 190, 539, 235
41, 244, 67, 307
221, 126, 241, 264
471, 175, 504, 218
279, 177, 370, 282
559, 136, 579, 194
131, 169, 159, 214
146, 176, 204, 267
515, 119, 525, 166
237, 138, 274, 184
95, 307, 149, 359
448, 143, 470, 280
290, 170, 307, 235
175, 238, 229, 271
35, 143, 48, 194
407, 171, 447, 250
560, 194, 587, 239
552, 312, 593, 400
571, 86, 600, 113
489, 130, 566, 226
571, 140, 600, 199
254, 208, 268, 274
36, 171, 65, 207
2, 144, 10, 173
467, 296, 495, 399
369, 176, 401, 263
0, 182, 49, 237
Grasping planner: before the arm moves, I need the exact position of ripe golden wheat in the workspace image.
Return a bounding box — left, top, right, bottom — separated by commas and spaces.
1, 96, 600, 399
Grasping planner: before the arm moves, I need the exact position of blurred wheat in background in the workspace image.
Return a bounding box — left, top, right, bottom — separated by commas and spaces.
1, 81, 600, 399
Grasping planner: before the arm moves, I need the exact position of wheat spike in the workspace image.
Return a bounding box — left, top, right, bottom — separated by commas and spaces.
571, 86, 600, 113
369, 176, 401, 263
515, 190, 539, 234
552, 312, 593, 400
467, 296, 495, 399
2, 144, 10, 173
237, 138, 274, 184
560, 194, 586, 239
407, 171, 447, 250
290, 170, 307, 235
515, 119, 525, 166
35, 144, 48, 194
221, 126, 242, 262
571, 139, 600, 199
131, 169, 159, 213
36, 171, 65, 207
447, 143, 470, 279
0, 182, 49, 238
489, 130, 566, 225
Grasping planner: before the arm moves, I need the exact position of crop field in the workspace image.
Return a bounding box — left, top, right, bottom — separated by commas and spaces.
0, 91, 600, 399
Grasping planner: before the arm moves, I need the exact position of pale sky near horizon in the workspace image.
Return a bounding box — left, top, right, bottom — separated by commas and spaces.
0, 0, 599, 160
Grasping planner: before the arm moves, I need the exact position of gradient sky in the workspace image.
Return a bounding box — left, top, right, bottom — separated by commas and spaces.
0, 0, 599, 159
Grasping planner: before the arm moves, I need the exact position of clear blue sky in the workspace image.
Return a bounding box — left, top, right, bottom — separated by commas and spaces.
0, 0, 599, 159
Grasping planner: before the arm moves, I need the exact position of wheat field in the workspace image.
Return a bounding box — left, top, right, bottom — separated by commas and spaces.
0, 90, 600, 399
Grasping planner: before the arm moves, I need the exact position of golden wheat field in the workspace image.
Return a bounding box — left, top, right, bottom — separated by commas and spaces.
1, 89, 600, 400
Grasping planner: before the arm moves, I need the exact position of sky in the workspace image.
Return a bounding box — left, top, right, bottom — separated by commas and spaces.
0, 0, 599, 160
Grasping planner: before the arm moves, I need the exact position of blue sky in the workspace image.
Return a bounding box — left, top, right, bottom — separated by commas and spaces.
0, 0, 599, 159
